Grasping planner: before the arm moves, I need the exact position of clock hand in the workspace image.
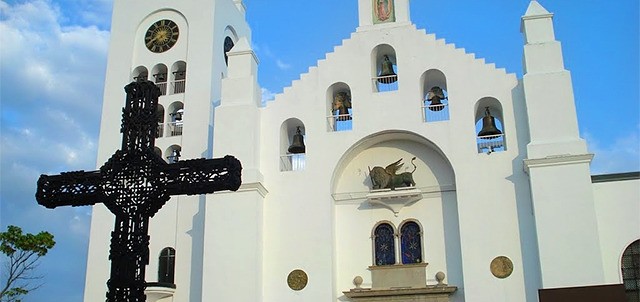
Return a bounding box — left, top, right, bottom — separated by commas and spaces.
146, 35, 159, 47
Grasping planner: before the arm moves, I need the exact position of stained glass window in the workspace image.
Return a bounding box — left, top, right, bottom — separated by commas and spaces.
622, 240, 640, 302
374, 223, 396, 266
159, 247, 176, 284
400, 221, 422, 264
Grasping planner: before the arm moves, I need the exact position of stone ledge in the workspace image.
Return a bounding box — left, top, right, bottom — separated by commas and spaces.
344, 285, 457, 298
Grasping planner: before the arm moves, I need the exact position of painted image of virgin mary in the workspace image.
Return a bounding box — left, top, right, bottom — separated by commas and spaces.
375, 0, 393, 22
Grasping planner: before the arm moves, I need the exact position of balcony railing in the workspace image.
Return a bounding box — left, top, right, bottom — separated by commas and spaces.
156, 123, 164, 138
280, 154, 306, 172
477, 134, 505, 153
156, 82, 167, 96
326, 113, 353, 132
172, 80, 186, 94
372, 75, 398, 92
421, 103, 450, 122
167, 122, 183, 137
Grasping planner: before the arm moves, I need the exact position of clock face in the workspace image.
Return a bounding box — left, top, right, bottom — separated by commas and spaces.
145, 19, 179, 53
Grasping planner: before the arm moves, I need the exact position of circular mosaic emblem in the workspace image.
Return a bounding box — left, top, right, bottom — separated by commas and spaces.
287, 269, 308, 291
490, 256, 514, 279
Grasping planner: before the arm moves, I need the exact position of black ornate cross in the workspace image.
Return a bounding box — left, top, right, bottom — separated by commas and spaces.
35, 81, 242, 302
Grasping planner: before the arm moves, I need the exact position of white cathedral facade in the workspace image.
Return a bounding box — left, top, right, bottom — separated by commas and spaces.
84, 0, 640, 301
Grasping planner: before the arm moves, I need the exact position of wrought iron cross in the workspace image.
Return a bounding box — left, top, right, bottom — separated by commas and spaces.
35, 80, 242, 302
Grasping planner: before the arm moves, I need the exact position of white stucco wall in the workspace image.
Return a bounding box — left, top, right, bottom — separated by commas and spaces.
85, 1, 250, 301
86, 1, 638, 302
593, 178, 640, 284
258, 16, 534, 301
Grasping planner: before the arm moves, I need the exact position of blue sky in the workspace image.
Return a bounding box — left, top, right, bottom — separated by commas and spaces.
0, 0, 638, 301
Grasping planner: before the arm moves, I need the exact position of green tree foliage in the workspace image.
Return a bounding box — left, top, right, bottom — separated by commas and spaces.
0, 225, 55, 302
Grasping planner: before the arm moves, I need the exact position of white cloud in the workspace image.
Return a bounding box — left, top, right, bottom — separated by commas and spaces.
253, 42, 292, 71
276, 59, 292, 70
260, 87, 277, 106
0, 1, 110, 301
585, 127, 640, 175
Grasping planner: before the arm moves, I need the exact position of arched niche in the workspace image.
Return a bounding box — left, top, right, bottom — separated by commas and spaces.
280, 118, 306, 171
223, 26, 238, 67
170, 61, 187, 94
165, 145, 181, 163
326, 82, 353, 132
420, 69, 449, 122
132, 66, 148, 82
331, 131, 455, 195
154, 147, 163, 158
474, 97, 506, 153
332, 131, 463, 293
151, 64, 168, 95
371, 44, 398, 92
168, 102, 183, 137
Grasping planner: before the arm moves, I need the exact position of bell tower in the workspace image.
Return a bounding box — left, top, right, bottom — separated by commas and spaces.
85, 1, 252, 301
521, 0, 605, 291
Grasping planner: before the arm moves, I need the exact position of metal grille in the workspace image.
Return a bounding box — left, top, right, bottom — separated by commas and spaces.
622, 240, 640, 302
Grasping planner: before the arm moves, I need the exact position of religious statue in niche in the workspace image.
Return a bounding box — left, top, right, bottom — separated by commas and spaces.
332, 91, 352, 121
373, 0, 395, 24
368, 157, 417, 190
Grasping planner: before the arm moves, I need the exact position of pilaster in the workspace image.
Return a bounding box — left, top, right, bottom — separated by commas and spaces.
202, 35, 265, 301
521, 0, 586, 158
521, 1, 605, 289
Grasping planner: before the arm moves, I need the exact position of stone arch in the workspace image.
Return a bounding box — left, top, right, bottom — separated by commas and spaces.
223, 25, 238, 66
165, 145, 181, 163
132, 66, 148, 82
331, 130, 463, 293
330, 130, 455, 194
151, 63, 168, 95
170, 61, 187, 94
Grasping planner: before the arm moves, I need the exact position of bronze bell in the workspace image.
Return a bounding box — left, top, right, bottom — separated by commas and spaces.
288, 126, 306, 154
478, 107, 502, 138
378, 55, 397, 83
427, 86, 446, 111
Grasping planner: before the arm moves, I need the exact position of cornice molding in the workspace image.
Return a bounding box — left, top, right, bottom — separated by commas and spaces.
523, 154, 594, 174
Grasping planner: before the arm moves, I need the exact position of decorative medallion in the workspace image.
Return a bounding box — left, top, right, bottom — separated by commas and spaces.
145, 19, 179, 53
490, 256, 514, 279
372, 0, 395, 24
287, 269, 308, 291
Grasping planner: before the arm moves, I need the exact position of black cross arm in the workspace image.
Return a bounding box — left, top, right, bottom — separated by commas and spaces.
163, 155, 242, 196
36, 170, 106, 209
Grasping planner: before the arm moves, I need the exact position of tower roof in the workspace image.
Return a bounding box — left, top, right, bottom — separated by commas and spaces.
524, 0, 552, 18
